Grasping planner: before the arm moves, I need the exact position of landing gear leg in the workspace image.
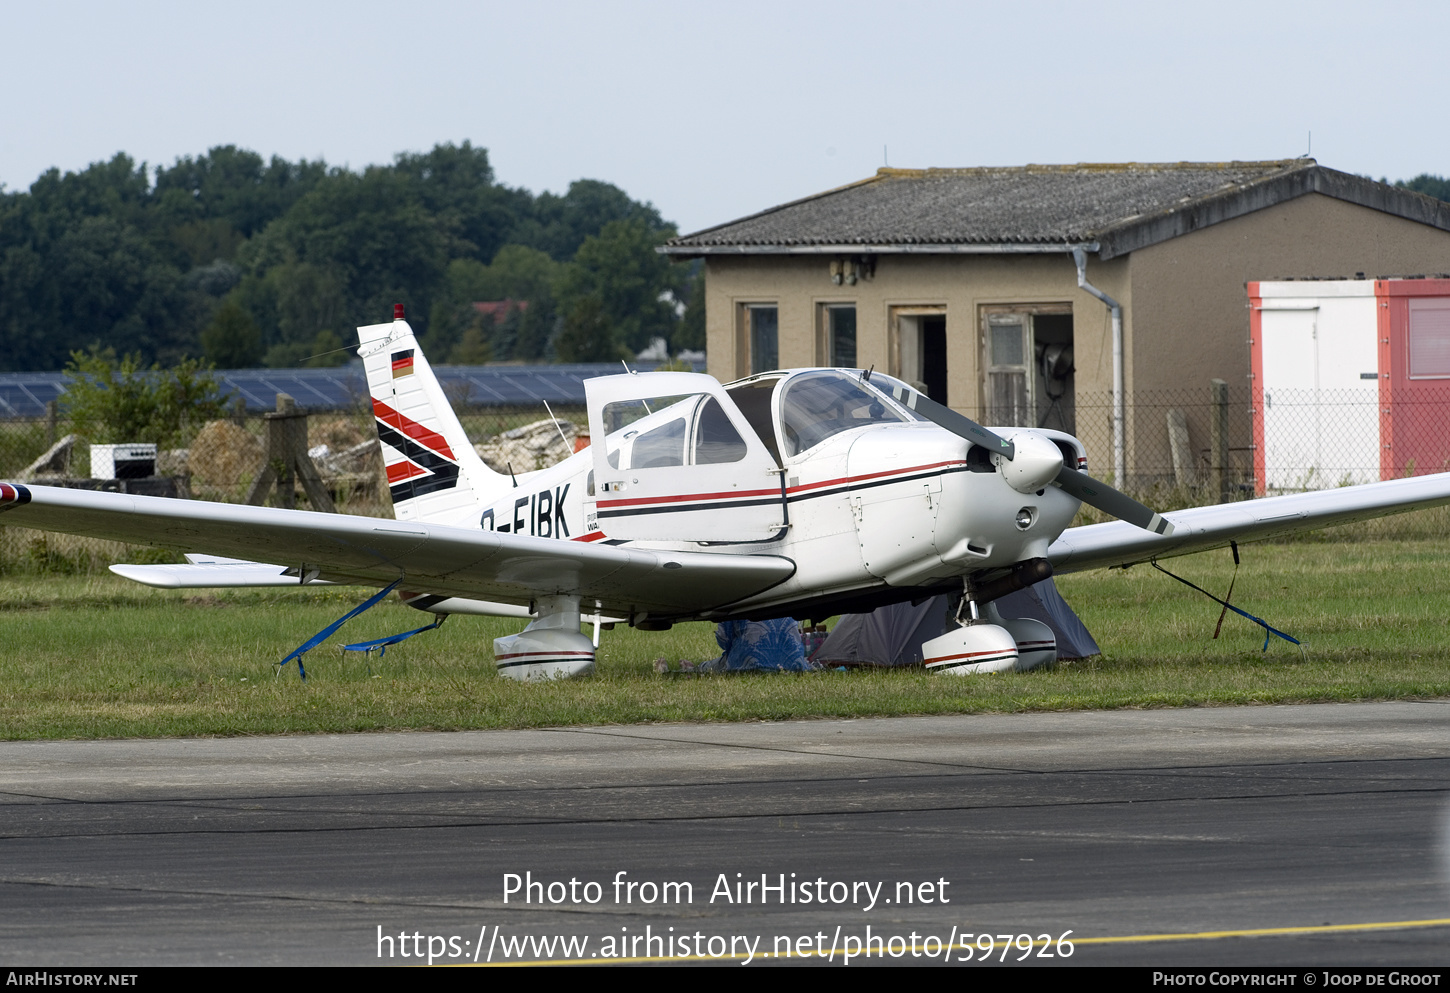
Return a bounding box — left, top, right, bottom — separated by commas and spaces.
954, 577, 982, 626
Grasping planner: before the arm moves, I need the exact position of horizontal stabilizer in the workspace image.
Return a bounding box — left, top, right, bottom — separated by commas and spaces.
109, 562, 327, 589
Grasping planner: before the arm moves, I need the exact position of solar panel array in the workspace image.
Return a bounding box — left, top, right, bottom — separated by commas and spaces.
0, 361, 706, 419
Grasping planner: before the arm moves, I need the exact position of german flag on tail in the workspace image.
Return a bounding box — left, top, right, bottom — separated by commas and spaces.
391, 349, 415, 378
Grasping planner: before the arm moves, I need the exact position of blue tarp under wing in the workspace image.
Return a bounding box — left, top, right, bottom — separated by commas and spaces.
703, 618, 814, 672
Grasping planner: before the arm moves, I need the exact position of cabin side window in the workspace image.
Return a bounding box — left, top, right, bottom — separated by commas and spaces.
692, 396, 748, 465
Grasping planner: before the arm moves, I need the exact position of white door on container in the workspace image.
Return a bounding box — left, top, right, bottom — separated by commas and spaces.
1313, 294, 1379, 484
1261, 308, 1322, 491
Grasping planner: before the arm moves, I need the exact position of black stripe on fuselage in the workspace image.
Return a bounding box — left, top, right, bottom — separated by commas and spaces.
596, 495, 783, 519
785, 464, 970, 506
595, 464, 968, 521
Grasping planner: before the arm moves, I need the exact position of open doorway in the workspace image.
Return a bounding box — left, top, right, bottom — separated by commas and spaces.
981, 307, 1074, 432
1032, 313, 1074, 432
893, 309, 948, 403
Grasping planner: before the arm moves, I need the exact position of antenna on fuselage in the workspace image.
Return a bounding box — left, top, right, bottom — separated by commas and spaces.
542, 398, 571, 451
507, 461, 518, 488
619, 360, 650, 409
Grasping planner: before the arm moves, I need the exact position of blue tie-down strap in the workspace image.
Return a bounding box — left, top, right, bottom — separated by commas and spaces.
1151, 561, 1301, 652
277, 581, 400, 681
342, 613, 447, 658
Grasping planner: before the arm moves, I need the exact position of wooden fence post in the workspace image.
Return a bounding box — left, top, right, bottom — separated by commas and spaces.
1211, 378, 1229, 501
244, 393, 336, 512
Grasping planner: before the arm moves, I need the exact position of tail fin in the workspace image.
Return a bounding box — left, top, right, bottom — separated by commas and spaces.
357, 309, 510, 524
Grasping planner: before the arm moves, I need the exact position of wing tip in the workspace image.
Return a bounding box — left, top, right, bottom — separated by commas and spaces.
109, 564, 182, 588
0, 481, 32, 510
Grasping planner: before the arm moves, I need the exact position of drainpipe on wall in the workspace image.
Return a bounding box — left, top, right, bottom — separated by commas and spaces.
1072, 247, 1125, 487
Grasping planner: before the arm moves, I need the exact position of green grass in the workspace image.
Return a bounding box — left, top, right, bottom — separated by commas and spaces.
1, 538, 1448, 739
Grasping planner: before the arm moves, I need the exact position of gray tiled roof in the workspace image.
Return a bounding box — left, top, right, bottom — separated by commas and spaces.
665, 161, 1450, 260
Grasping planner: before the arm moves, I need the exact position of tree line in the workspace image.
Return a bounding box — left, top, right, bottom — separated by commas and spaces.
0, 142, 704, 372
6, 150, 1448, 376
1397, 174, 1450, 202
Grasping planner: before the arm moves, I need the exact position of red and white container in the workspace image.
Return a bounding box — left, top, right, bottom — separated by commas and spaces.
1249, 278, 1450, 494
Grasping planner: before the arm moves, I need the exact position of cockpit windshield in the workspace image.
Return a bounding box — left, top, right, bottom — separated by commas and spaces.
779, 371, 909, 457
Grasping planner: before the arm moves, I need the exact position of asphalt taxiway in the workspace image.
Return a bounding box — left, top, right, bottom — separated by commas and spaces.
2, 701, 1448, 966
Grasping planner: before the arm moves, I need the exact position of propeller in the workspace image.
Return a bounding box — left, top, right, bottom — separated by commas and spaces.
1049, 463, 1174, 536
881, 382, 1016, 460
880, 382, 1174, 537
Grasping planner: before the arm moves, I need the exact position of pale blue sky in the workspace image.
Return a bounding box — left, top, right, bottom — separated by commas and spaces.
4, 0, 1446, 233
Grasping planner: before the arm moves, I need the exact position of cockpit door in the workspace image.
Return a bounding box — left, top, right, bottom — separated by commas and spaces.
584, 372, 786, 542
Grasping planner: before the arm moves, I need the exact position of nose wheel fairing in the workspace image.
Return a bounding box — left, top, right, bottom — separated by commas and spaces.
922, 601, 1057, 676
922, 622, 1019, 674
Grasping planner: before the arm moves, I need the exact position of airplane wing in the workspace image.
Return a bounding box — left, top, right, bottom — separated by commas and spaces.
1048, 472, 1450, 574
0, 483, 795, 619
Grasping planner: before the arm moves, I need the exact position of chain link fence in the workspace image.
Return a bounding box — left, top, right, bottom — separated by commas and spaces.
0, 404, 588, 499
1063, 385, 1450, 540
0, 403, 590, 573
1, 387, 1446, 574
1069, 387, 1253, 502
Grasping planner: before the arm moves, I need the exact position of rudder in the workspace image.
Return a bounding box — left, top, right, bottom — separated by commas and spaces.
357, 307, 509, 524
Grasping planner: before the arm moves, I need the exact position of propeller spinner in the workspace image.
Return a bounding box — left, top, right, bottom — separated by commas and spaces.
880, 383, 1174, 537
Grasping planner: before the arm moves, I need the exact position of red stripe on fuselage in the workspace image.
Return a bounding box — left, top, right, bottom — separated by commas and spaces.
372, 398, 457, 460
597, 486, 778, 510
787, 459, 966, 495
595, 459, 966, 511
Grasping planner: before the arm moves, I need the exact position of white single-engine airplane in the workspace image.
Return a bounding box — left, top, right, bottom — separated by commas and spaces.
5, 307, 1450, 679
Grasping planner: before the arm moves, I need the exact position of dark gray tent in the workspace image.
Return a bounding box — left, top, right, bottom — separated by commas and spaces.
811, 578, 1099, 667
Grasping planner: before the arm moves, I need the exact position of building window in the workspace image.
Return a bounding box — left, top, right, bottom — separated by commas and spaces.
1409, 298, 1450, 379
819, 305, 857, 368
743, 305, 778, 375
